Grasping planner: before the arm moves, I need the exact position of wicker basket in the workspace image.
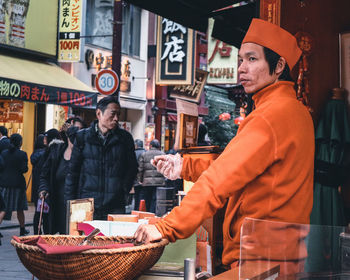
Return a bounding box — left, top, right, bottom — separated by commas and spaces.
11, 235, 169, 280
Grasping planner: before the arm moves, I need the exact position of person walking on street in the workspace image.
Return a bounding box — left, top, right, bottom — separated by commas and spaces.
65, 96, 138, 220
0, 126, 10, 153
0, 134, 29, 236
137, 139, 165, 213
30, 134, 47, 234
135, 18, 314, 276
39, 126, 79, 234
133, 139, 145, 210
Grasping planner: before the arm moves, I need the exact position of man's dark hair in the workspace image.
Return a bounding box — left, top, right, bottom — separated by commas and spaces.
9, 133, 22, 152
96, 96, 120, 113
263, 47, 293, 82
0, 126, 8, 137
135, 139, 143, 148
34, 134, 46, 149
150, 139, 160, 149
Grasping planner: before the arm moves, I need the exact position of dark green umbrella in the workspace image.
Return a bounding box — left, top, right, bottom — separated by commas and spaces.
306, 95, 350, 273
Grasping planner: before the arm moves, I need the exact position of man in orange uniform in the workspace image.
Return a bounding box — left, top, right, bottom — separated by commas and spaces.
135, 19, 314, 276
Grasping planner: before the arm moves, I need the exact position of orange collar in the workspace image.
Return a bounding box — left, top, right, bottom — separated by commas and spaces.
252, 81, 296, 108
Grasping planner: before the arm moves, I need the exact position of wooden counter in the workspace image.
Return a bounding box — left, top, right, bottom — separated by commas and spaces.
210, 263, 279, 280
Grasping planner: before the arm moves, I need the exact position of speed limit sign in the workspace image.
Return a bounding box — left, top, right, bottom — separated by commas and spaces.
95, 69, 120, 95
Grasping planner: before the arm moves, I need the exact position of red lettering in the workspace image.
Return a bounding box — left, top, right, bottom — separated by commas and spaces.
21, 85, 31, 99
73, 41, 79, 50
31, 87, 40, 101
61, 92, 68, 104
86, 97, 92, 107
74, 92, 80, 105
80, 94, 86, 106
40, 88, 49, 102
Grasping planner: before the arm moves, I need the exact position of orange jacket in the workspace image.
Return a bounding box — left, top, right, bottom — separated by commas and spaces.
156, 81, 314, 265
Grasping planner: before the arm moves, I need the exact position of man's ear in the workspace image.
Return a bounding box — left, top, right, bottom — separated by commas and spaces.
96, 108, 101, 120
275, 57, 287, 76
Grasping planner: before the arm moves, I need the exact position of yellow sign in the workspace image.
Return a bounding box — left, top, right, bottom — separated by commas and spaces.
207, 18, 238, 84
0, 0, 58, 56
58, 0, 83, 62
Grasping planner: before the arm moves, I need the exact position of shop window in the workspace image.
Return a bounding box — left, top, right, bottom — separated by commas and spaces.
85, 0, 141, 57
0, 100, 23, 136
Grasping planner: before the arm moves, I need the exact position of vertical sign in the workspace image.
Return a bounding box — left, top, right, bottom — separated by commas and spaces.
260, 0, 281, 25
156, 16, 195, 85
207, 19, 238, 84
58, 0, 83, 62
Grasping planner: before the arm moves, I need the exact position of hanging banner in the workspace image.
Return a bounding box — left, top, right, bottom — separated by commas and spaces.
156, 16, 195, 85
207, 19, 238, 84
58, 0, 83, 62
0, 77, 97, 108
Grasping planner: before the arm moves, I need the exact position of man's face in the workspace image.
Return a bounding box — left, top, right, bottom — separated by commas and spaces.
238, 43, 278, 94
73, 121, 83, 130
96, 103, 120, 132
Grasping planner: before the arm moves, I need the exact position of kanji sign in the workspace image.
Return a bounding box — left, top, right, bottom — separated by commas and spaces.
58, 0, 83, 62
207, 19, 238, 84
156, 16, 195, 85
0, 77, 96, 108
95, 69, 119, 96
169, 69, 208, 103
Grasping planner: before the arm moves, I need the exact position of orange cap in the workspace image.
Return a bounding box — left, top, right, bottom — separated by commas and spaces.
242, 18, 302, 70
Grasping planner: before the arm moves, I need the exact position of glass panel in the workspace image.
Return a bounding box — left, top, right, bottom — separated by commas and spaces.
130, 5, 141, 56
85, 0, 113, 49
239, 218, 349, 279
121, 4, 130, 54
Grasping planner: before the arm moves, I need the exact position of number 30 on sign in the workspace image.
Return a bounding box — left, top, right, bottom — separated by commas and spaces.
95, 69, 120, 95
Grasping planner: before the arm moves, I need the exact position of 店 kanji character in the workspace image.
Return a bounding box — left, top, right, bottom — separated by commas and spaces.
161, 36, 185, 63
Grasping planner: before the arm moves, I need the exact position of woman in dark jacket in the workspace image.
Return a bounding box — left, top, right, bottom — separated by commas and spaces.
39, 126, 79, 234
30, 134, 48, 234
0, 134, 29, 236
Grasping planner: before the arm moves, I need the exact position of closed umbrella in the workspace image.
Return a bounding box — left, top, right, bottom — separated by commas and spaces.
306, 88, 350, 273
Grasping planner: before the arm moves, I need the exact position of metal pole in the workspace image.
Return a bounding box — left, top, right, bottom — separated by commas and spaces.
184, 258, 196, 280
112, 0, 123, 96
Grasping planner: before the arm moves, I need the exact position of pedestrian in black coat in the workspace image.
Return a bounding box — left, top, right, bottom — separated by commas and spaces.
65, 96, 138, 220
0, 134, 29, 236
30, 134, 48, 234
0, 126, 10, 153
39, 126, 79, 234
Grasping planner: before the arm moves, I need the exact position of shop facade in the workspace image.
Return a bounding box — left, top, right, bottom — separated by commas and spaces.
0, 0, 98, 201
66, 0, 149, 140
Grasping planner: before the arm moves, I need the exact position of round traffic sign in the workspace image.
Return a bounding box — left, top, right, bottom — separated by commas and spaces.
95, 69, 119, 95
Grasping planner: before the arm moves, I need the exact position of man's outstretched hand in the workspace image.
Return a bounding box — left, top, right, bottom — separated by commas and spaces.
133, 224, 163, 244
151, 153, 183, 180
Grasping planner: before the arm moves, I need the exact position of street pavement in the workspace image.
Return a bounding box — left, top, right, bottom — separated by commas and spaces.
0, 203, 35, 280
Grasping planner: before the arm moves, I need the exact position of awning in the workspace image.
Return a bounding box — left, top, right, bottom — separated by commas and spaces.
97, 94, 147, 110
0, 54, 97, 108
119, 95, 147, 110
124, 0, 258, 48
